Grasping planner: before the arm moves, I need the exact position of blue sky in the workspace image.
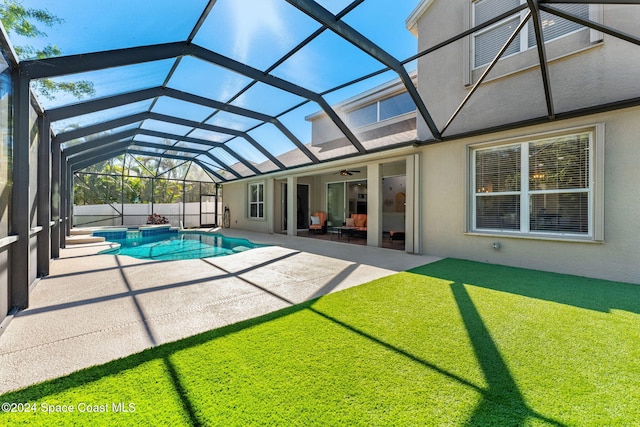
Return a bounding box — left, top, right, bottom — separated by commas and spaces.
10, 0, 421, 157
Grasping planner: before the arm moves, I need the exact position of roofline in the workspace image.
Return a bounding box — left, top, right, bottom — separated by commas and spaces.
406, 0, 435, 36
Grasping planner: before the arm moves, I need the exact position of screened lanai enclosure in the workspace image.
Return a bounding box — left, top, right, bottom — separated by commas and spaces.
2, 0, 640, 320
73, 154, 222, 228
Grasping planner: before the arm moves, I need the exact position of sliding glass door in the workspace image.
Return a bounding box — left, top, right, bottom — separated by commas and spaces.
347, 181, 367, 215
327, 182, 345, 227
327, 180, 367, 227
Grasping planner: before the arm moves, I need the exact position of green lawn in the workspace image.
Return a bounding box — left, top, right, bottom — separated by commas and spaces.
1, 259, 639, 426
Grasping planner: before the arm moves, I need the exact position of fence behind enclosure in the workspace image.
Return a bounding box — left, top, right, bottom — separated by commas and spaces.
73, 202, 222, 228
73, 173, 223, 228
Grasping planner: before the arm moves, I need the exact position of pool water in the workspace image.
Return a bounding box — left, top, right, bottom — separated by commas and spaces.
98, 232, 265, 260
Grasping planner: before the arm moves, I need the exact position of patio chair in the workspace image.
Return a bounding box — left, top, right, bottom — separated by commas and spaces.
389, 230, 405, 244
350, 213, 367, 238
309, 211, 327, 234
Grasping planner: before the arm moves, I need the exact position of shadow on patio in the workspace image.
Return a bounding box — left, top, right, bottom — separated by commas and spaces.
4, 258, 636, 425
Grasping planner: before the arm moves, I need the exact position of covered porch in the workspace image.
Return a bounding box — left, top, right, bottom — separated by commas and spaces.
260, 154, 421, 253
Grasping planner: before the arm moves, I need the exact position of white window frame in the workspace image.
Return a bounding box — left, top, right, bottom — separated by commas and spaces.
248, 182, 265, 220
469, 0, 600, 71
468, 125, 604, 241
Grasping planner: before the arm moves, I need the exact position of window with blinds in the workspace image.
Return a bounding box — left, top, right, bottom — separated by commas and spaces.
528, 133, 590, 233
474, 145, 522, 230
472, 131, 592, 236
472, 0, 589, 68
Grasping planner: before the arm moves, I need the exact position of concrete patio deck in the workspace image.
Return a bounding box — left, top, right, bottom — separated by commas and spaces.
0, 228, 440, 395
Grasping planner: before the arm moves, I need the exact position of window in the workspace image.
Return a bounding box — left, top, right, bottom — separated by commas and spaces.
472, 0, 590, 68
248, 182, 264, 219
471, 129, 600, 239
347, 92, 416, 128
348, 103, 378, 129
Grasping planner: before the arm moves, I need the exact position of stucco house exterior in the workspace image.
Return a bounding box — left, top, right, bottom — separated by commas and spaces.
221, 0, 640, 285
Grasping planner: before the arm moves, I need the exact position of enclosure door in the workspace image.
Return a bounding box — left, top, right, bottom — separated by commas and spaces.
200, 194, 217, 227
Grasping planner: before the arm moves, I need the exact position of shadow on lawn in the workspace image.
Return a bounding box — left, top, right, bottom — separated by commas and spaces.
450, 282, 565, 426
230, 266, 566, 425
408, 258, 640, 425
410, 258, 640, 315
163, 356, 204, 427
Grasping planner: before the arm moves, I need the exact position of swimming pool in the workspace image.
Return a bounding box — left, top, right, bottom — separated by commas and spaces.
97, 231, 266, 260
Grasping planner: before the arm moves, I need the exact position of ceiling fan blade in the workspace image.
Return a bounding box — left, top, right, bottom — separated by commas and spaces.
336, 169, 360, 176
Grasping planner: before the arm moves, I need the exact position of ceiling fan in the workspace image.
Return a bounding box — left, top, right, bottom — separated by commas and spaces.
336, 169, 361, 176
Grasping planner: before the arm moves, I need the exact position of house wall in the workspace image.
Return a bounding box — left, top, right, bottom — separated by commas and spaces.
419, 107, 640, 284
415, 2, 640, 138
222, 178, 272, 234
273, 179, 285, 234
409, 1, 640, 283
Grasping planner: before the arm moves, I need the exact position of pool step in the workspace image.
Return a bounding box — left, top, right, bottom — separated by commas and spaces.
70, 228, 93, 235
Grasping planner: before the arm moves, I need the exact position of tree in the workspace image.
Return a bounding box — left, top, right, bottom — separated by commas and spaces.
0, 0, 95, 100
73, 154, 193, 205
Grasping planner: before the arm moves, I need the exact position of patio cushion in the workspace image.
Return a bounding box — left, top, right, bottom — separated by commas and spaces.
345, 218, 355, 227
353, 214, 366, 228
310, 215, 320, 225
